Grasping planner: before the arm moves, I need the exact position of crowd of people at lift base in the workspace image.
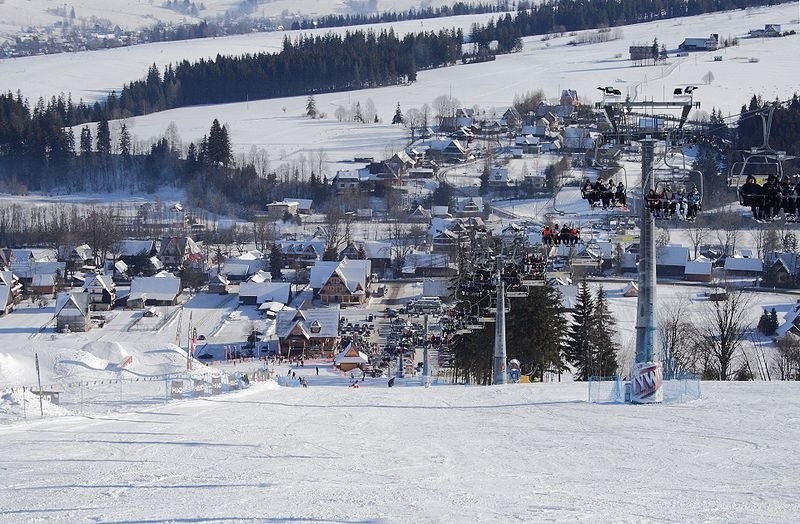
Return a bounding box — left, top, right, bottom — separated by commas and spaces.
740, 174, 800, 222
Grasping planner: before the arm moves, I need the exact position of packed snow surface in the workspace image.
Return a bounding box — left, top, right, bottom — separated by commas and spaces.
0, 378, 798, 522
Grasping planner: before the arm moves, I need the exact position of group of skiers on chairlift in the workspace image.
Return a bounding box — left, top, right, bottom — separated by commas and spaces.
646, 183, 701, 221
581, 178, 627, 209
740, 174, 800, 222
542, 224, 580, 246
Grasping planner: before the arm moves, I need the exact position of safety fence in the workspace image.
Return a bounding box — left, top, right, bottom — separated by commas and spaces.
1, 366, 273, 423
588, 374, 702, 404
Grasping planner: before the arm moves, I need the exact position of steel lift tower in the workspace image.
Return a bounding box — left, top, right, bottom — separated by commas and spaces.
596, 91, 700, 402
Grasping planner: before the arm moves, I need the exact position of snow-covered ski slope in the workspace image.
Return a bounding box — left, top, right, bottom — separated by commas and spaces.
1, 379, 798, 522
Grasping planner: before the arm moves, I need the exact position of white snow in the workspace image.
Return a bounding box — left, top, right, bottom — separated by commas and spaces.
0, 378, 798, 522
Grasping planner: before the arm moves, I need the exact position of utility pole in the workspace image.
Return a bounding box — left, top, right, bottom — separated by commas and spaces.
632, 138, 663, 403
492, 255, 507, 385
35, 352, 44, 418
422, 313, 430, 383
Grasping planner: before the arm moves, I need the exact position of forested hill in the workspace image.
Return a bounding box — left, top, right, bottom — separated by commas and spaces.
3, 0, 787, 129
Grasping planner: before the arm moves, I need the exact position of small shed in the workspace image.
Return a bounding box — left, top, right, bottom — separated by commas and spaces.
622, 281, 638, 297
684, 258, 713, 283
334, 343, 369, 372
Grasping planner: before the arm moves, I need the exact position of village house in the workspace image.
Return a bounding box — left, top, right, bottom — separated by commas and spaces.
58, 244, 94, 271
238, 281, 292, 306
679, 34, 720, 51
656, 245, 689, 278
280, 240, 325, 268
723, 256, 763, 278
762, 254, 797, 288
0, 270, 23, 315
54, 292, 92, 332
117, 239, 161, 276
453, 197, 484, 217
488, 167, 513, 189
684, 257, 713, 283
83, 273, 116, 310
221, 251, 265, 283
208, 273, 231, 294
159, 236, 203, 268
127, 274, 183, 307
276, 306, 340, 357
331, 170, 362, 194
748, 24, 782, 38
310, 258, 372, 306
266, 200, 300, 218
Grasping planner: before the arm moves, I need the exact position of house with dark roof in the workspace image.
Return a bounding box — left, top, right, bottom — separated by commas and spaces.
159, 236, 203, 268
83, 274, 116, 310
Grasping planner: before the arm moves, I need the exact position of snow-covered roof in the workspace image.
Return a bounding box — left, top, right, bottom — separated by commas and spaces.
685, 258, 713, 275
310, 258, 371, 291
239, 282, 291, 304
128, 275, 182, 302
248, 270, 272, 284
31, 274, 55, 287
83, 274, 115, 293
275, 306, 340, 339
118, 239, 156, 257
657, 245, 689, 267
724, 257, 763, 273
258, 301, 286, 313
334, 343, 369, 366
54, 291, 90, 316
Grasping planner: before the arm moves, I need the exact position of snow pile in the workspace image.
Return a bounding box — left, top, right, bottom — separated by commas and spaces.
0, 388, 72, 422
0, 353, 25, 385
81, 340, 131, 365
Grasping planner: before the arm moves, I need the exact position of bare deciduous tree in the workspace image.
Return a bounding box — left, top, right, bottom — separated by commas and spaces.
696, 287, 752, 380
686, 224, 708, 260
658, 298, 700, 378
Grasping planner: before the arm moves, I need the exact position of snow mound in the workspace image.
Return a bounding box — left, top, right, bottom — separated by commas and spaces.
0, 388, 72, 422
0, 353, 26, 385
81, 341, 130, 365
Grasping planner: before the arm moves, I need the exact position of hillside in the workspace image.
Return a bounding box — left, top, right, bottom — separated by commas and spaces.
0, 378, 798, 521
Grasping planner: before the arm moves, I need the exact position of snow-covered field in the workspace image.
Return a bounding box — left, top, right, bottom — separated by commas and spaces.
51, 4, 799, 170
1, 377, 798, 522
0, 0, 461, 43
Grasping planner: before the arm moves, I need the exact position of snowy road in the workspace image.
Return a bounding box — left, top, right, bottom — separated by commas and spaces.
0, 380, 798, 522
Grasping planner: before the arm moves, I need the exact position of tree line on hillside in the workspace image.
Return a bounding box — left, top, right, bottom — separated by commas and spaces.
290, 1, 511, 30
1, 0, 783, 135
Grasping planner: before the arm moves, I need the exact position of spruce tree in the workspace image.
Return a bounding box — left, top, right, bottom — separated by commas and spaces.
119, 123, 131, 161
269, 244, 283, 280
566, 281, 595, 380
392, 102, 404, 124
79, 126, 93, 155
95, 119, 111, 154
306, 95, 317, 118
592, 285, 619, 377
